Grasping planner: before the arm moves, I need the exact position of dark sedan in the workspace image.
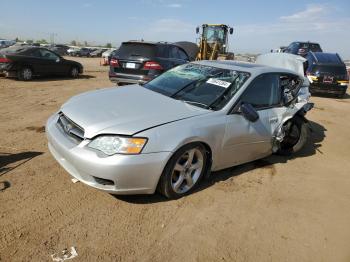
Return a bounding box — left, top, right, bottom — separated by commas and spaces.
0, 46, 83, 80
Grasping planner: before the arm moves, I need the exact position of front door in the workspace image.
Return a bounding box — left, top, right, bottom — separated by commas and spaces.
219, 73, 283, 168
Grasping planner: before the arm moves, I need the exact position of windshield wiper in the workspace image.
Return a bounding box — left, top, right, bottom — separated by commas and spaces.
180, 100, 213, 110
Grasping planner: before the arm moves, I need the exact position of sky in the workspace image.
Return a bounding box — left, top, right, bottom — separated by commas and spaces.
1, 0, 349, 58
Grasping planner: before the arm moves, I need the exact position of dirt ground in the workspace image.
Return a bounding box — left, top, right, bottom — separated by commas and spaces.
1, 57, 350, 262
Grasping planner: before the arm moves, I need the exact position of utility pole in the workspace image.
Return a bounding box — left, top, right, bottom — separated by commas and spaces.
49, 33, 57, 44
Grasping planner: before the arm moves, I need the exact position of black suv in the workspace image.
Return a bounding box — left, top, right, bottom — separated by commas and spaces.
305, 52, 348, 97
109, 41, 197, 85
284, 41, 322, 56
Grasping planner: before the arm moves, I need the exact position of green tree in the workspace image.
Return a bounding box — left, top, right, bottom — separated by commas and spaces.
84, 41, 88, 47
70, 40, 77, 46
105, 43, 112, 48
26, 39, 33, 44
36, 39, 48, 45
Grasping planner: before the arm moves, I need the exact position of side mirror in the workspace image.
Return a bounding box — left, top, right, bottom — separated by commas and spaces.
240, 103, 259, 122
229, 28, 234, 34
196, 27, 199, 34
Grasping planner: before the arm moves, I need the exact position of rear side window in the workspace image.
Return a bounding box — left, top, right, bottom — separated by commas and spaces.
178, 49, 189, 60
115, 43, 156, 58
156, 45, 169, 58
240, 74, 281, 109
168, 46, 188, 60
300, 43, 322, 52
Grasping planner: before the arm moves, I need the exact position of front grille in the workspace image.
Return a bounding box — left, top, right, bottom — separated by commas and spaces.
57, 113, 84, 143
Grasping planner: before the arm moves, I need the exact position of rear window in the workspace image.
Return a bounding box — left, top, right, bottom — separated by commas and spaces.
115, 43, 156, 58
314, 53, 342, 64
312, 65, 347, 76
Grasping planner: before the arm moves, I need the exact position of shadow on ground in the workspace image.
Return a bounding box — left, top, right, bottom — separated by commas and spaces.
311, 93, 350, 100
0, 151, 43, 176
116, 120, 326, 204
29, 75, 95, 82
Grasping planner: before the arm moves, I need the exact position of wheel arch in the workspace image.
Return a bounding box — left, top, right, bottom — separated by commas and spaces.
156, 140, 213, 197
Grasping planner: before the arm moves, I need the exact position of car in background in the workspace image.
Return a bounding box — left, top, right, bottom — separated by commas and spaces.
305, 52, 348, 97
67, 47, 81, 56
0, 39, 16, 49
100, 48, 116, 65
0, 46, 83, 80
284, 42, 322, 57
109, 41, 197, 85
344, 61, 350, 76
47, 54, 313, 198
90, 48, 108, 57
75, 48, 96, 57
48, 44, 70, 56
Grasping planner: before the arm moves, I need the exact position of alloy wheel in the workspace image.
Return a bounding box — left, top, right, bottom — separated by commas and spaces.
170, 148, 204, 194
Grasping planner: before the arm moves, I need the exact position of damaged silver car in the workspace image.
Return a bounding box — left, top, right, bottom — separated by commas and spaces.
46, 53, 313, 199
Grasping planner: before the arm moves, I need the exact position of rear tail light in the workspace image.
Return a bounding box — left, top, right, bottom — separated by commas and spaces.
143, 61, 163, 70
110, 58, 119, 67
0, 57, 12, 63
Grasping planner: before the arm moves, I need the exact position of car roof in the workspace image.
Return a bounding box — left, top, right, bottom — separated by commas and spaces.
192, 60, 297, 75
122, 40, 186, 47
293, 41, 320, 45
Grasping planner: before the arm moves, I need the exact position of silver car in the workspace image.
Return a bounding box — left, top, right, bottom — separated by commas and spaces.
46, 53, 313, 199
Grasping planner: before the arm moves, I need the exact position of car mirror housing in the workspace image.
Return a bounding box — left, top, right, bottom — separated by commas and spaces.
240, 103, 259, 122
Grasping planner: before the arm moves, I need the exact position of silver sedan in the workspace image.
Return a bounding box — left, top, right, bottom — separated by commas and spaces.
46, 54, 313, 199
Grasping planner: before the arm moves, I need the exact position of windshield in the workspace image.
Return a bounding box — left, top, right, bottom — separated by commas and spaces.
203, 26, 226, 43
143, 63, 250, 110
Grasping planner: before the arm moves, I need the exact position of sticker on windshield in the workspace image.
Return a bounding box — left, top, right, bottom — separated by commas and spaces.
206, 78, 231, 88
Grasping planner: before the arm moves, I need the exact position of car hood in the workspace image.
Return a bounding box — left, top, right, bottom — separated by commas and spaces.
61, 85, 209, 138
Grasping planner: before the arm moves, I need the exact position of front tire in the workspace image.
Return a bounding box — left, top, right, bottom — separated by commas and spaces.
158, 143, 208, 199
69, 67, 79, 78
278, 116, 308, 155
17, 67, 33, 81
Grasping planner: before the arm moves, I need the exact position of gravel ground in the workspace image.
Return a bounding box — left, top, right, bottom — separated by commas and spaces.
0, 57, 350, 262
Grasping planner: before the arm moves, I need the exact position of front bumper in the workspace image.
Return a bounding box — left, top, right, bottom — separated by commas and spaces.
46, 114, 171, 195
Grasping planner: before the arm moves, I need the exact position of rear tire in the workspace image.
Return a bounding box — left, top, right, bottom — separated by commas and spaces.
17, 67, 33, 81
158, 143, 208, 199
278, 116, 308, 155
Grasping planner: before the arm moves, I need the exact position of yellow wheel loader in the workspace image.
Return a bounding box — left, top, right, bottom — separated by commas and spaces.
195, 24, 234, 61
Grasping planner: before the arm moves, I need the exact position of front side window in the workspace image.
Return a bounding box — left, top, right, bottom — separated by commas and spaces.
240, 74, 281, 109
39, 49, 59, 60
143, 63, 250, 110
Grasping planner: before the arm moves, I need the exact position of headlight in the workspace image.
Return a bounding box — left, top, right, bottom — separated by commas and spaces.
88, 136, 147, 155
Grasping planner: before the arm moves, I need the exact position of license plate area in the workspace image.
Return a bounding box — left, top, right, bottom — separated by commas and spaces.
323, 76, 334, 84
125, 62, 136, 69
